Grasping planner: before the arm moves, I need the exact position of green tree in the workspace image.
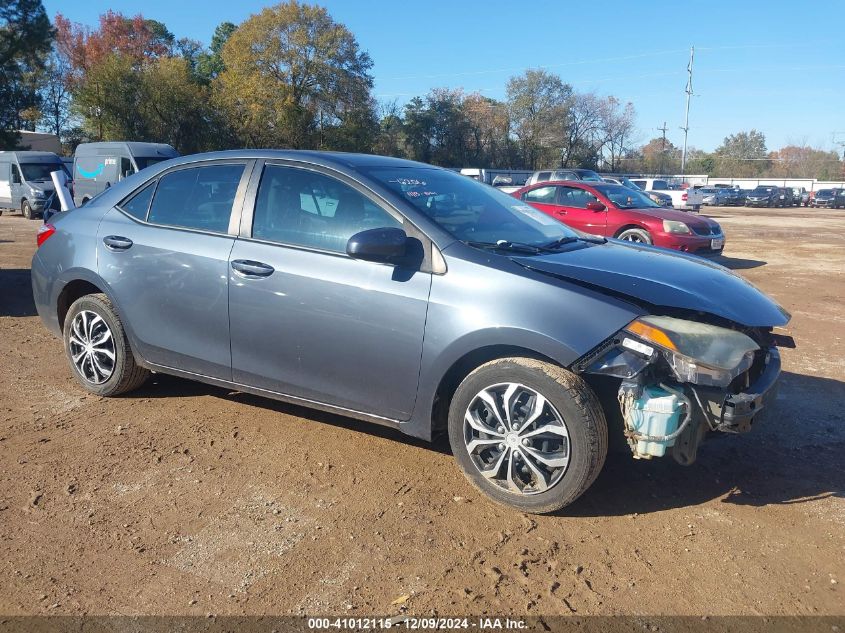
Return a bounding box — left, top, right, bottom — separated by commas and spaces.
214, 1, 374, 150
196, 21, 236, 83
0, 0, 53, 147
506, 69, 571, 169
714, 129, 768, 177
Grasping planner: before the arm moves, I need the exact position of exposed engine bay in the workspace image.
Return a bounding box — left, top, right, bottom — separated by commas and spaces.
575, 313, 792, 465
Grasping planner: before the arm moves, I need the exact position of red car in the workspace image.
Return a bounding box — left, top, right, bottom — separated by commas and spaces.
512, 181, 725, 257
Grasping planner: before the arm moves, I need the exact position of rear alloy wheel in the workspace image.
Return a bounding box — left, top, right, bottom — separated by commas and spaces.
448, 358, 607, 514
63, 293, 149, 396
22, 200, 33, 219
616, 227, 652, 245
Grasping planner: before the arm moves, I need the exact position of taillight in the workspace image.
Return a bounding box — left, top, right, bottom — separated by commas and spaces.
36, 223, 56, 247
682, 193, 688, 201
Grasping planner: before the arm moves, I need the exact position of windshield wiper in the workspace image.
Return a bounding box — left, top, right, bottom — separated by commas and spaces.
466, 240, 546, 254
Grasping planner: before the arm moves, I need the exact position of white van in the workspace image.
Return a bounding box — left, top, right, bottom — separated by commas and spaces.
0, 151, 69, 219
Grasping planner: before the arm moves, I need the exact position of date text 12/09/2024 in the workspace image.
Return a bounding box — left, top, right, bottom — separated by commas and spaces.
308, 617, 527, 630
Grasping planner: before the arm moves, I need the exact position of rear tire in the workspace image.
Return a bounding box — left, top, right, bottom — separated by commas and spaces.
616, 227, 653, 244
447, 358, 608, 514
63, 293, 149, 397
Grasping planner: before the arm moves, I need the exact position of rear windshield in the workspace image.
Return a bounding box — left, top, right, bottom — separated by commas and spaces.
20, 162, 66, 181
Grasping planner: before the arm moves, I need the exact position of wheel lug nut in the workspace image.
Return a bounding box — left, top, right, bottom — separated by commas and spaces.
497, 426, 505, 434
522, 439, 531, 447
511, 423, 519, 430
498, 443, 505, 450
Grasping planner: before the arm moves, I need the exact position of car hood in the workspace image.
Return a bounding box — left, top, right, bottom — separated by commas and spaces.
622, 207, 719, 229
512, 240, 789, 327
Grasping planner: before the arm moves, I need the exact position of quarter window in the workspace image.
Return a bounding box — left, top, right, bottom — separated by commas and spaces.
147, 164, 244, 233
120, 182, 156, 220
522, 186, 557, 204
252, 165, 402, 252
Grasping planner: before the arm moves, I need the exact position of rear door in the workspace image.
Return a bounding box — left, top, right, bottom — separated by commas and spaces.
97, 159, 253, 379
227, 161, 432, 420
0, 160, 11, 206
521, 185, 562, 221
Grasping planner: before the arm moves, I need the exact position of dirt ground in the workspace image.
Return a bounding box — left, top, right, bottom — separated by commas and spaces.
0, 207, 843, 617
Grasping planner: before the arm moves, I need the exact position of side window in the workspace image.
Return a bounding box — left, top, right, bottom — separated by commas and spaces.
11, 164, 21, 184
559, 186, 598, 209
522, 186, 557, 204
120, 181, 156, 220
536, 171, 551, 182
147, 164, 244, 233
553, 171, 575, 180
631, 180, 646, 190
252, 165, 402, 253
120, 157, 133, 180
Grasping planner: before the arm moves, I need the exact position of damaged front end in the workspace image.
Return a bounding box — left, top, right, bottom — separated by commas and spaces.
574, 315, 789, 465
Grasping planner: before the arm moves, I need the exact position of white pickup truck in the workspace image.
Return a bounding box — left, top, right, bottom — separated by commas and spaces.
630, 178, 703, 212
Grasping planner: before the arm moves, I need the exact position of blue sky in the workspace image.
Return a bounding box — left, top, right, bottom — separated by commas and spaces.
45, 0, 845, 153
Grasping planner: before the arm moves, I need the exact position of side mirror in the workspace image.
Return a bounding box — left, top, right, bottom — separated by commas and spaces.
347, 227, 408, 264
586, 201, 606, 212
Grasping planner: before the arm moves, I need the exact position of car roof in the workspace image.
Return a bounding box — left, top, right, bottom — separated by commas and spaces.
160, 149, 438, 172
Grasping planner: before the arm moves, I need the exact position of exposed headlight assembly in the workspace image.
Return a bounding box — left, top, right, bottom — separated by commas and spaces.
662, 220, 691, 234
32, 190, 46, 198
624, 315, 759, 387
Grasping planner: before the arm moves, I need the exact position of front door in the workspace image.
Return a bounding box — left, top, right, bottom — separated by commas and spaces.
555, 186, 608, 235
97, 161, 249, 379
228, 163, 432, 421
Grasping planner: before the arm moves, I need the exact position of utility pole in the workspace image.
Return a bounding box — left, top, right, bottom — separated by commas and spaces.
658, 122, 668, 174
680, 46, 694, 175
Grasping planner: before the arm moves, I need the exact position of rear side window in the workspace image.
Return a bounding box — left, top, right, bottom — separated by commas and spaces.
147, 164, 244, 233
251, 165, 402, 252
536, 171, 551, 182
653, 180, 670, 189
120, 182, 156, 220
523, 186, 557, 203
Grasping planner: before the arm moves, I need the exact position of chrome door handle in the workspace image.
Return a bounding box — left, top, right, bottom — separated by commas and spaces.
231, 259, 275, 278
103, 235, 133, 250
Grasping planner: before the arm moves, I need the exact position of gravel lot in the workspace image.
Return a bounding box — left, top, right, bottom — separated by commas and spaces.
0, 207, 843, 617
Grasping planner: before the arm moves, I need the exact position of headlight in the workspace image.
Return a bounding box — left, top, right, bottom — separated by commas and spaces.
32, 191, 46, 198
662, 220, 691, 234
624, 315, 759, 387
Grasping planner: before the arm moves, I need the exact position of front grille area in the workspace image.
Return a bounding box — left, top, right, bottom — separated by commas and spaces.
692, 225, 717, 236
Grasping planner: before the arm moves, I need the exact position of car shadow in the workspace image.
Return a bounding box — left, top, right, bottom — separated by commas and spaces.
131, 371, 844, 516
564, 371, 845, 517
0, 269, 37, 317
715, 255, 767, 270
128, 373, 452, 456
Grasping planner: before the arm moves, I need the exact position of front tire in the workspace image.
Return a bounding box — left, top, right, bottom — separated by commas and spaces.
447, 358, 608, 514
22, 200, 33, 219
616, 227, 653, 244
63, 293, 150, 396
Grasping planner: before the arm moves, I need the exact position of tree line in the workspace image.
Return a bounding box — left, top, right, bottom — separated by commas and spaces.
2, 0, 843, 180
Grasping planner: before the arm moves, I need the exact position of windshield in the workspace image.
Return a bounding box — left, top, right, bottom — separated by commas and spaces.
817, 189, 833, 196
576, 170, 603, 182
20, 162, 65, 181
365, 167, 579, 248
752, 187, 773, 194
134, 157, 169, 171
593, 184, 660, 209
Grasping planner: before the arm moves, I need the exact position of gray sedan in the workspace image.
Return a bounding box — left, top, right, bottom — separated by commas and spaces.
32, 151, 790, 513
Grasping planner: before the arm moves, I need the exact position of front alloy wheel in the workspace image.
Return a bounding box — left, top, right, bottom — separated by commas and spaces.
448, 358, 607, 514
463, 383, 570, 495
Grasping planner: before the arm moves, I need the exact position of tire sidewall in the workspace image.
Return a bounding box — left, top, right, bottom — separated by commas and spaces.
22, 200, 32, 219
63, 295, 131, 396
447, 360, 604, 513
618, 228, 652, 245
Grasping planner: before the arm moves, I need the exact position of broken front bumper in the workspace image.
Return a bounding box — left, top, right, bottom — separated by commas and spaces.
690, 347, 781, 434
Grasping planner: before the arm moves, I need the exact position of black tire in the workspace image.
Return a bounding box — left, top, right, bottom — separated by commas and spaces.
616, 227, 653, 245
63, 293, 149, 396
447, 358, 608, 514
22, 199, 33, 219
